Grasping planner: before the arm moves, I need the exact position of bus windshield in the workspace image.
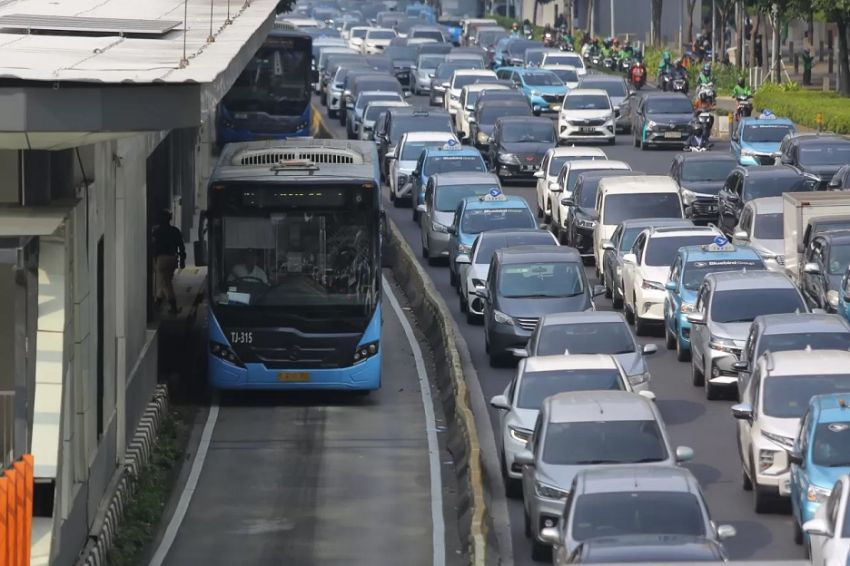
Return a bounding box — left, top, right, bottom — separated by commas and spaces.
211, 183, 378, 313
221, 35, 310, 114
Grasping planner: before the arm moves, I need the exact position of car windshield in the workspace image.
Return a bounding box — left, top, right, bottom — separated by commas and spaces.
479, 105, 531, 125
436, 63, 469, 79
454, 74, 493, 89
763, 375, 850, 418
746, 175, 811, 200
525, 51, 545, 65
829, 243, 850, 274
742, 124, 793, 143
572, 492, 705, 541
548, 68, 579, 83
812, 422, 850, 467
537, 322, 635, 355
681, 160, 737, 183
517, 370, 625, 409
551, 54, 582, 67
758, 332, 850, 359
351, 28, 368, 39
401, 140, 446, 160
619, 227, 645, 252
413, 30, 443, 41
386, 46, 417, 60
423, 155, 486, 176
390, 114, 453, 143
603, 194, 682, 225
502, 121, 554, 143
474, 233, 555, 264
478, 30, 507, 46
461, 207, 536, 234
368, 30, 396, 39
419, 55, 445, 69
523, 72, 563, 86
581, 81, 628, 98
549, 155, 603, 175
565, 95, 609, 110
498, 261, 585, 297
567, 167, 625, 193
357, 92, 401, 112
754, 213, 784, 239
682, 259, 765, 290
365, 104, 400, 121
434, 184, 495, 212
644, 235, 718, 266
543, 420, 668, 465
710, 288, 806, 323
578, 184, 600, 208
646, 98, 693, 114
799, 144, 850, 167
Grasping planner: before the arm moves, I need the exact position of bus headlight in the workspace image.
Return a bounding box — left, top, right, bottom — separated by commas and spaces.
353, 341, 380, 364
210, 342, 245, 367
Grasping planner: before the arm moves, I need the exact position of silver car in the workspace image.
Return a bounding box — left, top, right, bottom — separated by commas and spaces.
687, 270, 809, 401
577, 75, 633, 132
418, 172, 502, 265
516, 390, 693, 561
513, 311, 658, 391
542, 466, 736, 564
411, 53, 446, 94
730, 196, 786, 272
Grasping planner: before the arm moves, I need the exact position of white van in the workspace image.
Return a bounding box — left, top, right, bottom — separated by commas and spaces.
593, 176, 685, 268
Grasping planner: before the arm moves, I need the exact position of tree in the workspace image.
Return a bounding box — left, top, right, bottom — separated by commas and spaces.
716, 0, 736, 61
585, 0, 594, 35
651, 0, 663, 46
811, 0, 850, 95
534, 0, 554, 26
686, 0, 699, 45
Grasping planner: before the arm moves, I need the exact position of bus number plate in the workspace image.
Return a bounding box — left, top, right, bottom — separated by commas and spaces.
230, 331, 253, 344
278, 372, 310, 382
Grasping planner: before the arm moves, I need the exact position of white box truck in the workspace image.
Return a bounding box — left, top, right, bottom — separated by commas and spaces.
783, 192, 850, 281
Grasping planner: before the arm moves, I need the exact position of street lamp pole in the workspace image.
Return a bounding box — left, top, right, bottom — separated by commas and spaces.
711, 0, 717, 62
610, 0, 615, 37
679, 0, 684, 52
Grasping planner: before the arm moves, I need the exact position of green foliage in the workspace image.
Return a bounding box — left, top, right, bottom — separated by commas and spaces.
642, 47, 743, 95
485, 13, 545, 39
754, 82, 850, 133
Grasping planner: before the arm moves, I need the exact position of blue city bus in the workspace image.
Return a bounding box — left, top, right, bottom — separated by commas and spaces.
216, 28, 313, 145
202, 139, 382, 391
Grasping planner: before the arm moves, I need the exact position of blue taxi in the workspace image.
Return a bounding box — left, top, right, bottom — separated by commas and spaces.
730, 115, 796, 166
447, 189, 537, 283
496, 67, 568, 115
790, 394, 850, 544
411, 143, 487, 223
664, 239, 765, 361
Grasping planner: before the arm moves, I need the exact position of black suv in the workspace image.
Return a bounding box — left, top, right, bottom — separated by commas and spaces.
488, 116, 556, 181
800, 230, 850, 312
779, 133, 850, 189
471, 99, 532, 153
670, 153, 738, 224
632, 93, 694, 150
563, 170, 639, 252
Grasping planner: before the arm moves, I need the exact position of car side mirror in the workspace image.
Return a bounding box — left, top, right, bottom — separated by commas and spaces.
675, 446, 694, 463
473, 285, 488, 299
416, 204, 427, 213
665, 280, 677, 291
638, 390, 657, 401
441, 81, 450, 88
489, 394, 511, 410
386, 148, 397, 159
514, 449, 534, 466
548, 181, 561, 192
601, 240, 614, 251
533, 170, 544, 178
686, 312, 706, 325
510, 347, 529, 358
560, 197, 574, 206
716, 524, 737, 540
803, 262, 821, 275
622, 253, 637, 265
732, 360, 749, 372
788, 449, 804, 467
803, 518, 833, 538
447, 226, 457, 235
642, 344, 657, 356
404, 91, 412, 98
429, 73, 436, 78
539, 527, 560, 545
733, 229, 748, 241
468, 116, 476, 123
592, 284, 606, 297
731, 403, 753, 421
455, 253, 471, 265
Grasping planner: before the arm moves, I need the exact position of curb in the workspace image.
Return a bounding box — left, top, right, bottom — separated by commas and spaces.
74, 385, 170, 566
311, 104, 333, 139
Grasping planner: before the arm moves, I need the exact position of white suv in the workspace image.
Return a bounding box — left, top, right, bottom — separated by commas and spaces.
558, 88, 615, 145
732, 349, 850, 513
444, 69, 497, 116
621, 226, 722, 335
534, 147, 608, 222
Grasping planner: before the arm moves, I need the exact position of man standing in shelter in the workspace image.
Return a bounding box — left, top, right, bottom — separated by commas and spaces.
152, 210, 186, 315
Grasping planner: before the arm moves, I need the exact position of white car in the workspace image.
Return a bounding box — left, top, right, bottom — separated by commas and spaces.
732, 349, 850, 513
551, 160, 631, 239
455, 83, 509, 141
361, 28, 397, 54
347, 26, 372, 51
444, 69, 497, 116
541, 64, 580, 90
620, 225, 721, 335
534, 147, 608, 221
490, 354, 648, 496
806, 474, 850, 566
359, 100, 409, 140
558, 88, 616, 145
388, 132, 458, 205
541, 51, 587, 75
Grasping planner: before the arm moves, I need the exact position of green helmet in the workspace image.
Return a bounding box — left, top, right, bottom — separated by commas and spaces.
662, 50, 671, 61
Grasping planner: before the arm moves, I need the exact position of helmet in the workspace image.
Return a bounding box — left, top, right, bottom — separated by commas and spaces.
737, 77, 745, 87
612, 37, 619, 46
511, 22, 518, 29
702, 63, 711, 74
662, 50, 671, 61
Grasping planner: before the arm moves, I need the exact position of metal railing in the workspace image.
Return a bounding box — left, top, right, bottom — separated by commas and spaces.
0, 390, 14, 470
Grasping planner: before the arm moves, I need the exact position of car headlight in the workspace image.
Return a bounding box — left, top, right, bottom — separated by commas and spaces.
471, 278, 485, 288
535, 481, 569, 500
762, 430, 795, 451
509, 426, 532, 443
680, 302, 695, 313
629, 372, 651, 386
807, 485, 831, 503
530, 90, 541, 97
641, 280, 665, 291
740, 149, 756, 156
431, 221, 449, 233
576, 217, 596, 229
493, 310, 514, 325
758, 449, 777, 473
647, 120, 658, 128
353, 341, 380, 363
210, 342, 244, 367
498, 152, 520, 164
397, 173, 409, 187
477, 131, 491, 144
828, 290, 839, 309
457, 243, 471, 254
681, 188, 697, 205
709, 336, 738, 353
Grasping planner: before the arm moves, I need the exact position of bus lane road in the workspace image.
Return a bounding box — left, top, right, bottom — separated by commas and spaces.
313, 94, 806, 565
151, 276, 461, 566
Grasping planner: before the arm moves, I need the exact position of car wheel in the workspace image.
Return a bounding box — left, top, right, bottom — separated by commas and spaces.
742, 465, 753, 491
794, 517, 804, 545
536, 201, 543, 218
604, 271, 612, 298
467, 310, 481, 325
412, 208, 420, 223
634, 311, 649, 336
459, 292, 468, 313
705, 362, 722, 400
640, 137, 648, 151
524, 510, 532, 538
625, 297, 635, 323
450, 269, 458, 287
691, 356, 705, 386
501, 453, 522, 498
489, 349, 505, 368
612, 284, 623, 310
607, 136, 616, 146
753, 462, 772, 513
328, 108, 338, 119
392, 192, 403, 207
389, 187, 395, 202
665, 322, 676, 349
676, 335, 691, 362
633, 131, 640, 147
531, 539, 550, 562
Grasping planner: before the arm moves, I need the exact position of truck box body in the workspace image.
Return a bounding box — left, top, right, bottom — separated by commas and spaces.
783, 192, 850, 280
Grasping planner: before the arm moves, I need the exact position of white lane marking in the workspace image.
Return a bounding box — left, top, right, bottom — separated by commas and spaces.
148, 397, 220, 566
384, 276, 446, 566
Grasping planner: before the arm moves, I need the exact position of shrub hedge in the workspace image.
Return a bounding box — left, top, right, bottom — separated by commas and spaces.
754, 82, 850, 134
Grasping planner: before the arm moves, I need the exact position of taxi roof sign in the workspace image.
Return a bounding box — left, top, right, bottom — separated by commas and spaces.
480, 187, 507, 201
441, 139, 461, 150
702, 235, 736, 252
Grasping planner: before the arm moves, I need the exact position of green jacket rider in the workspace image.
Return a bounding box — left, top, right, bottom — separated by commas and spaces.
732, 78, 753, 98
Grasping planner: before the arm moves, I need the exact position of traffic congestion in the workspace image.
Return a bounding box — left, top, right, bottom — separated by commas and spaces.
287, 1, 850, 564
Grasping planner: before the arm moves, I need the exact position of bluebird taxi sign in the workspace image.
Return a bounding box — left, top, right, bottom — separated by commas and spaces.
702, 235, 736, 252
441, 139, 461, 150
481, 187, 507, 201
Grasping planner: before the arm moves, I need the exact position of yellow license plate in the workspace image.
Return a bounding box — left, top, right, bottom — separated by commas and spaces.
278, 372, 310, 382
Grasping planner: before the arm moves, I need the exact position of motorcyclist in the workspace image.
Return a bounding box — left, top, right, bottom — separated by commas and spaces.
620, 41, 634, 59
559, 26, 572, 48
732, 77, 753, 98
657, 50, 673, 75
511, 22, 520, 37
697, 63, 713, 86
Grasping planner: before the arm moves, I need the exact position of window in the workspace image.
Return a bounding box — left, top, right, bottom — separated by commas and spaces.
828, 243, 850, 275
644, 235, 718, 267
542, 420, 668, 465
711, 288, 806, 323
516, 369, 625, 408
763, 375, 850, 418
602, 193, 682, 225
536, 322, 636, 356
754, 213, 783, 239
497, 261, 585, 298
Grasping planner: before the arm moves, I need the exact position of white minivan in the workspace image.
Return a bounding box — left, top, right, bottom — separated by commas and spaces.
593, 176, 685, 269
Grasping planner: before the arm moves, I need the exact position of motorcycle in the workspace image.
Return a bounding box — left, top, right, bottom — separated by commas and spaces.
671, 71, 689, 94
658, 71, 672, 91
602, 57, 614, 70
559, 40, 574, 52
590, 54, 601, 67
522, 24, 533, 40
543, 32, 554, 47
735, 95, 753, 120
685, 110, 715, 151
630, 63, 646, 89
695, 81, 716, 109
